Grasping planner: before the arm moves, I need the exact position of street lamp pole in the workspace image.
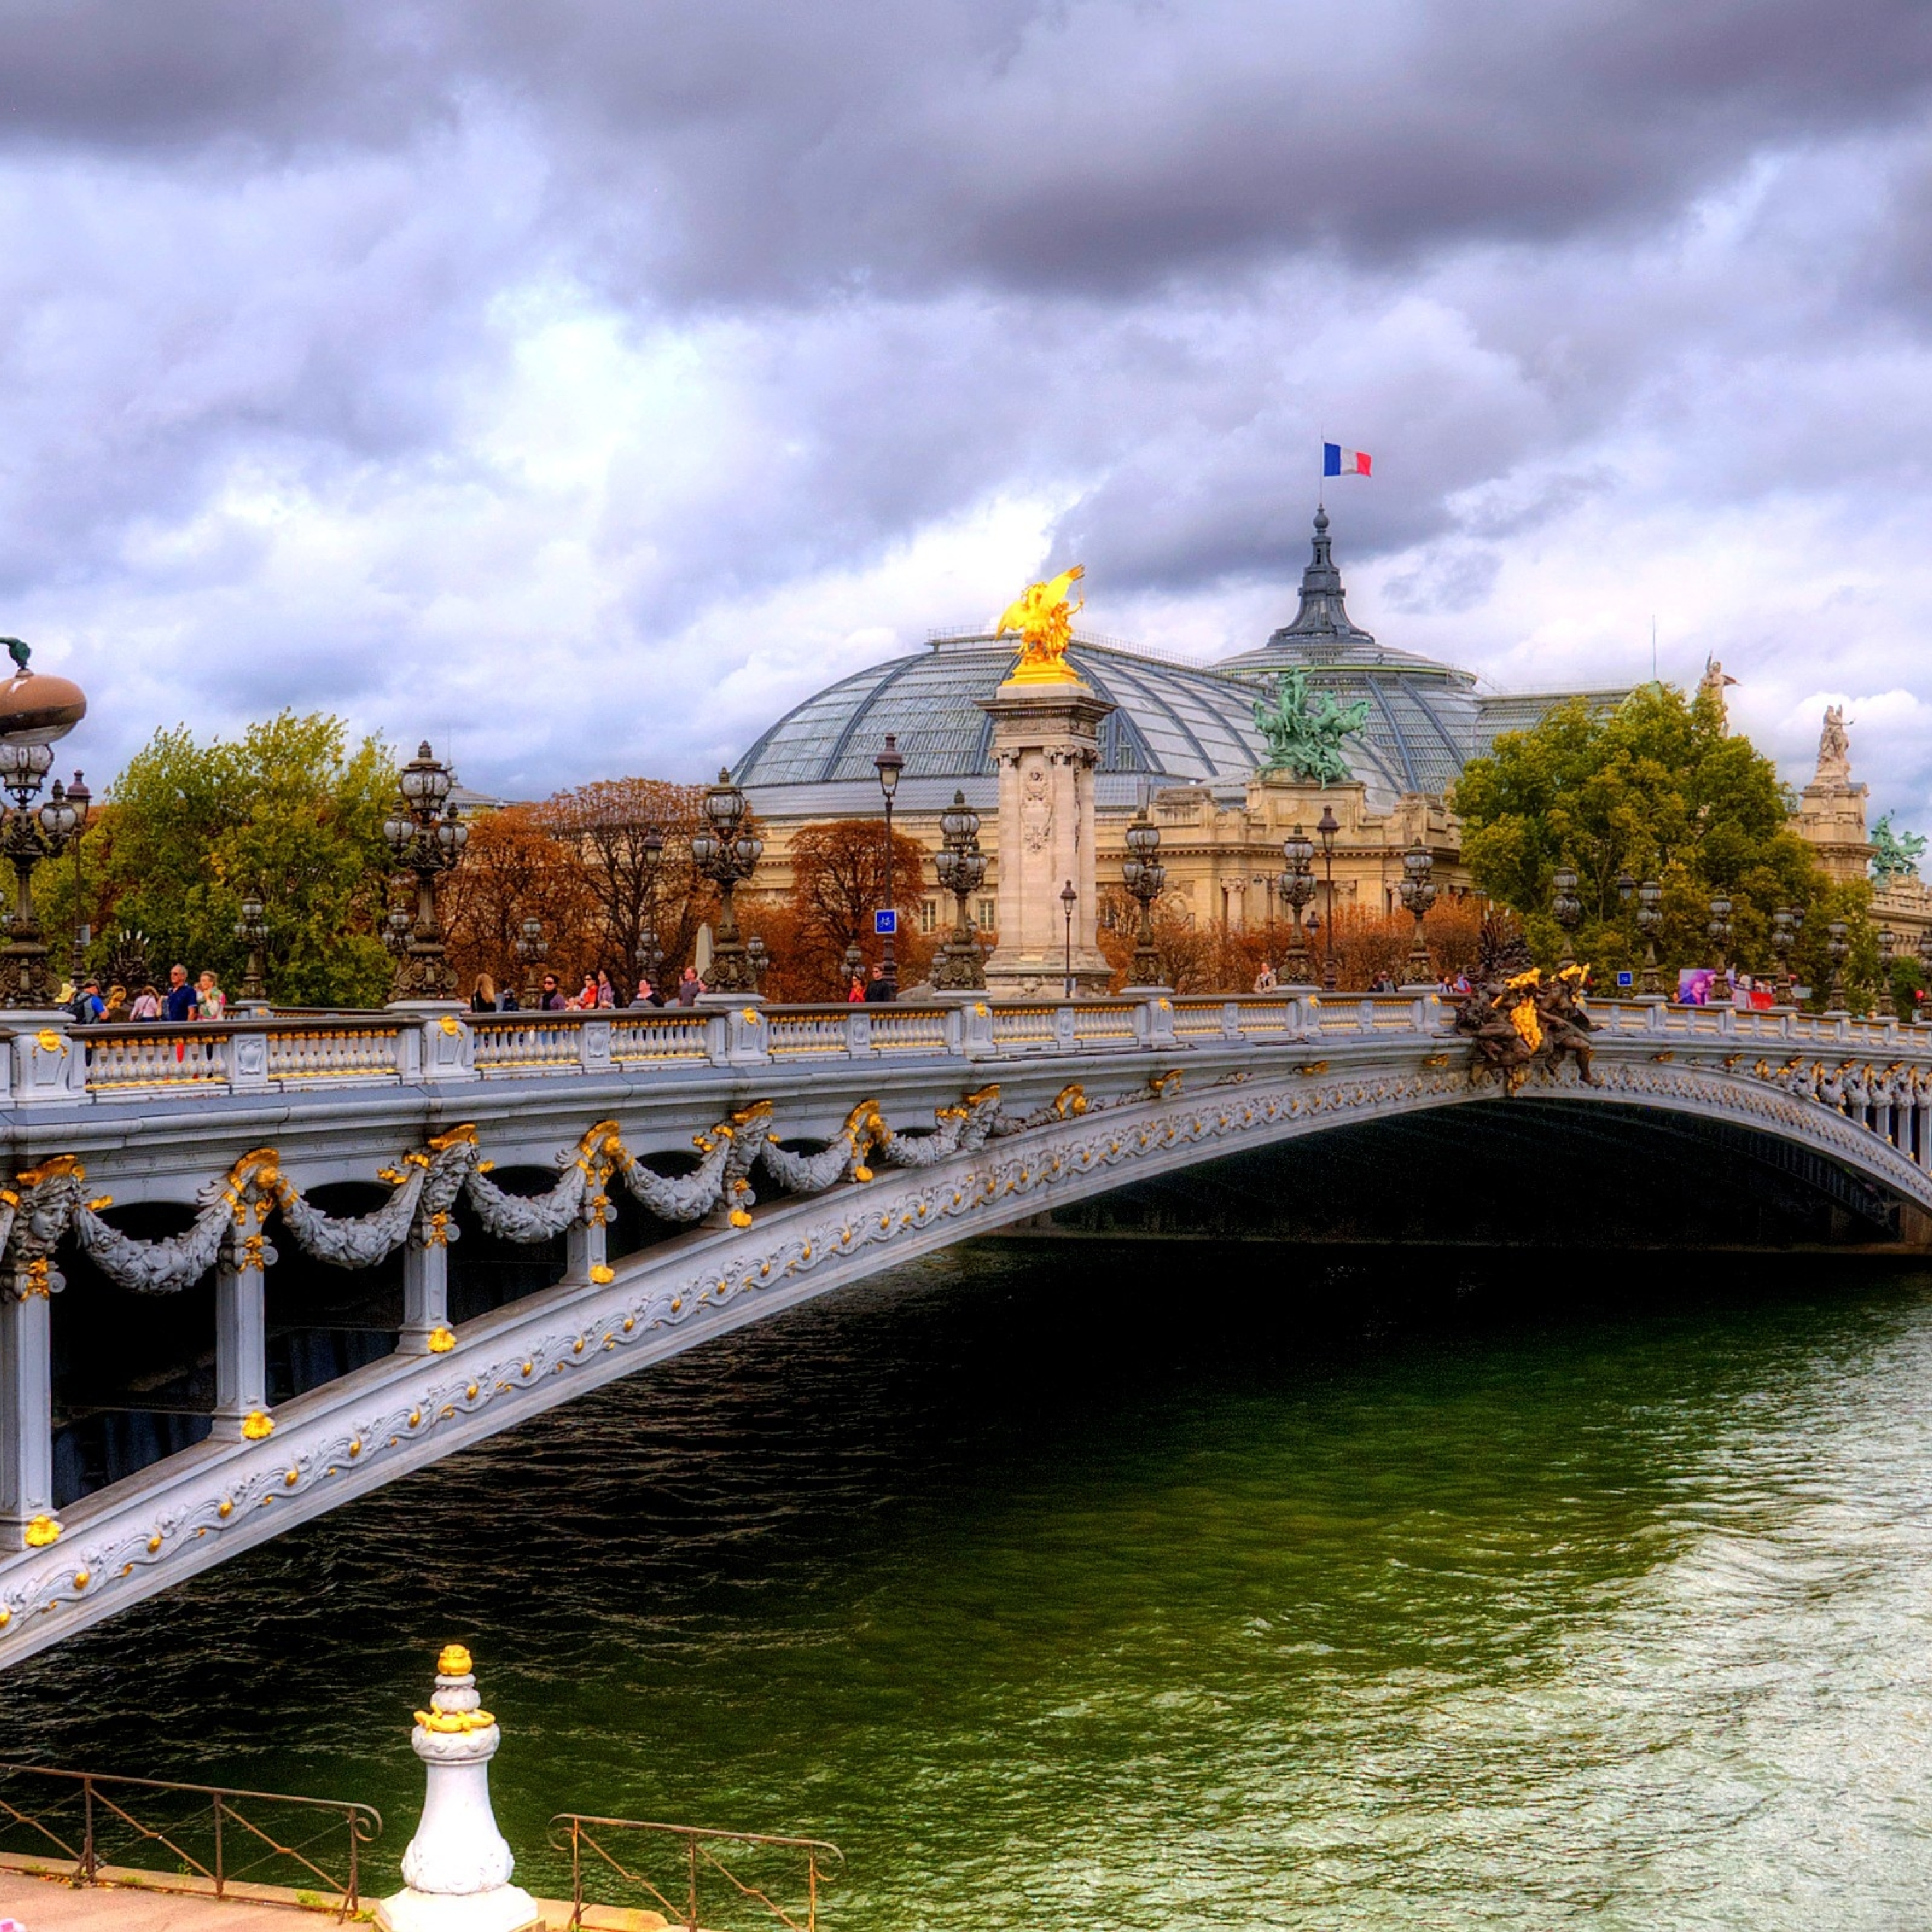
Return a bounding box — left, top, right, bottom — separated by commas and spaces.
874, 734, 903, 996
65, 771, 90, 985
382, 741, 469, 1003
1635, 878, 1663, 999
1122, 809, 1166, 988
1278, 826, 1315, 988
932, 790, 988, 992
1061, 880, 1077, 999
688, 769, 764, 996
234, 888, 269, 1011
1399, 840, 1436, 986
0, 640, 88, 1009
1316, 804, 1339, 993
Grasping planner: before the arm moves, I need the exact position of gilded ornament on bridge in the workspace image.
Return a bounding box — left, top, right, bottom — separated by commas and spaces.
994, 565, 1086, 685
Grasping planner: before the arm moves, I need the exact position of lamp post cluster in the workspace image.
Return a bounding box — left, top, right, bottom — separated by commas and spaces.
1399, 840, 1436, 984
1771, 905, 1802, 1005
1706, 895, 1732, 984
234, 890, 269, 1009
1277, 826, 1316, 988
1121, 809, 1166, 988
1550, 866, 1581, 967
689, 770, 764, 996
932, 790, 988, 992
0, 640, 88, 1010
383, 742, 469, 1002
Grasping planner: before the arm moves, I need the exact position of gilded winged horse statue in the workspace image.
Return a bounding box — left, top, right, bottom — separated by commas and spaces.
993, 565, 1085, 684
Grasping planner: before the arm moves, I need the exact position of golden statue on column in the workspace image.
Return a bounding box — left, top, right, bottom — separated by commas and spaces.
994, 565, 1087, 686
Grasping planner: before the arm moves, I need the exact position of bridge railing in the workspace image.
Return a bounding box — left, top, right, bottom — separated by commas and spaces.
0, 991, 1919, 1109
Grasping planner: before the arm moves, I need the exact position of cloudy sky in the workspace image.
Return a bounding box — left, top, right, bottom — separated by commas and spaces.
5, 1, 1931, 816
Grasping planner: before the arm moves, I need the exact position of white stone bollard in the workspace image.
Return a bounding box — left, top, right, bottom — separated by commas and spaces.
376, 1645, 540, 1932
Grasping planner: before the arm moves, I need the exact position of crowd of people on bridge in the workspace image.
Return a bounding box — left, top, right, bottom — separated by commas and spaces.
61, 963, 227, 1025
469, 964, 711, 1012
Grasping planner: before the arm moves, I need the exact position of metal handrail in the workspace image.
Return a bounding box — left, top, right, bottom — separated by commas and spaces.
549, 1811, 843, 1932
0, 1761, 380, 1920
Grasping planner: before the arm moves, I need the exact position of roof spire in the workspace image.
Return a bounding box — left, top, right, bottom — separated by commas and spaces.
1264, 507, 1373, 659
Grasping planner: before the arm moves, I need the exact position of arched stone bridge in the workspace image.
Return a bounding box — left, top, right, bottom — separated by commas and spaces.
0, 987, 1927, 1663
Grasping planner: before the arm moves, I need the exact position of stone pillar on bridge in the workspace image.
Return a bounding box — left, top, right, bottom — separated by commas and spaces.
0, 1286, 54, 1547
979, 676, 1115, 1000
210, 1232, 271, 1444
398, 1225, 451, 1357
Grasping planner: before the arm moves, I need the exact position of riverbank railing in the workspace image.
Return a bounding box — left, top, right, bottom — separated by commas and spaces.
550, 1811, 843, 1932
0, 1761, 380, 1919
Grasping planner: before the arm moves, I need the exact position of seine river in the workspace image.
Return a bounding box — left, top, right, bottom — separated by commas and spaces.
4, 1245, 1931, 1928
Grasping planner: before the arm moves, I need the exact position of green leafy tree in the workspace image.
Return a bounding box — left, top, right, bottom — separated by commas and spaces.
1450, 684, 1871, 1003
46, 712, 397, 1007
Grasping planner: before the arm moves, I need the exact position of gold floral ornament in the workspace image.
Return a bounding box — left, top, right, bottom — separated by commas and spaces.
33, 1030, 64, 1054
241, 1410, 275, 1440
438, 1015, 462, 1036
22, 1515, 60, 1548
426, 1326, 456, 1353
994, 565, 1087, 686
590, 1264, 614, 1285
438, 1641, 474, 1675
417, 1707, 496, 1734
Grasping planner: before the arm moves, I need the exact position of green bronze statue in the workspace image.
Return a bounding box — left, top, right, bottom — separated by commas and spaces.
1252, 669, 1370, 787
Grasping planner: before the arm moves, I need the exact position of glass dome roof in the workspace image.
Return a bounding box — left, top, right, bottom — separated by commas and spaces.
734, 513, 1619, 816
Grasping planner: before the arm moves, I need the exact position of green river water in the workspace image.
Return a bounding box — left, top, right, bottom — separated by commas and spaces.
3, 1245, 1931, 1928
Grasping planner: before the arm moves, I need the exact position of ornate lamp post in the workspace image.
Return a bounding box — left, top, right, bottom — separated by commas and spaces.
65, 771, 91, 985
1121, 809, 1166, 988
1399, 840, 1436, 985
1825, 918, 1850, 1015
1551, 866, 1581, 968
689, 768, 762, 996
842, 934, 865, 992
932, 790, 989, 993
1635, 878, 1663, 998
1878, 926, 1898, 1017
1278, 826, 1316, 988
516, 915, 550, 1006
745, 933, 770, 995
633, 923, 663, 996
1060, 880, 1077, 999
0, 642, 88, 1009
874, 734, 903, 995
1771, 907, 1797, 1006
383, 742, 468, 1003
1316, 804, 1340, 992
234, 888, 269, 1010
1706, 895, 1733, 992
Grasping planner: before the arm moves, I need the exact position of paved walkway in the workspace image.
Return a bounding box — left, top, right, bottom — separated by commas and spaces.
0, 1868, 669, 1929
0, 1871, 320, 1929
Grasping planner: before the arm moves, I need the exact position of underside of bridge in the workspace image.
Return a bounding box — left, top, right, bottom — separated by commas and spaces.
1000, 1097, 1932, 1255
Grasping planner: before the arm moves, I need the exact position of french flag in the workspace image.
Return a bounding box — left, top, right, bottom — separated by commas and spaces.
1323, 442, 1371, 477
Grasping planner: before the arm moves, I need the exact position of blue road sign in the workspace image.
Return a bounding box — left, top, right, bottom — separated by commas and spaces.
874, 909, 897, 936
1616, 969, 1634, 988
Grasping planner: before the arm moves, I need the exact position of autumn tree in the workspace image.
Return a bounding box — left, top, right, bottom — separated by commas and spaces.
785, 820, 934, 998
441, 805, 597, 999
538, 778, 712, 984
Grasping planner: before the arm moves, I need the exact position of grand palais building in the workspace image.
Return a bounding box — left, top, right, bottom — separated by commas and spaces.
729, 511, 1627, 945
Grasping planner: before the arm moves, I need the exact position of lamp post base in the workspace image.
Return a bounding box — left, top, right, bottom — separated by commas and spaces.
375, 1887, 541, 1932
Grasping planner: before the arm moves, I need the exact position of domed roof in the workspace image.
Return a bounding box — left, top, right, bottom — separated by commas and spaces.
735, 635, 1284, 814
735, 513, 1611, 816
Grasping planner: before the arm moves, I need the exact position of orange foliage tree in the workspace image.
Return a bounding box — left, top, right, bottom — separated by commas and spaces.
1094, 885, 1486, 994
441, 805, 598, 1000
536, 778, 712, 990
775, 820, 936, 1001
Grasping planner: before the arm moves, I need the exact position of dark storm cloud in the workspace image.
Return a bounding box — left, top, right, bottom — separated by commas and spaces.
7, 1, 1931, 300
